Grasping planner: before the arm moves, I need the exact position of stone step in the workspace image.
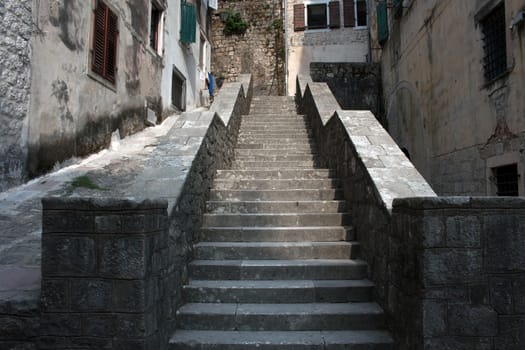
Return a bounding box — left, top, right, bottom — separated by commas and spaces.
206, 200, 348, 214
209, 189, 343, 201
240, 122, 309, 128
169, 330, 394, 349
238, 133, 312, 139
241, 117, 306, 122
212, 179, 338, 191
199, 226, 354, 242
202, 213, 352, 228
236, 142, 316, 150
175, 302, 385, 331
234, 155, 318, 163
193, 241, 359, 260
239, 129, 312, 135
231, 161, 318, 169
189, 259, 368, 280
235, 149, 316, 156
215, 169, 334, 180
183, 279, 374, 303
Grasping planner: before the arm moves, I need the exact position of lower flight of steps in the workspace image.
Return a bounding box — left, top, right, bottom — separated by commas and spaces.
169, 96, 394, 349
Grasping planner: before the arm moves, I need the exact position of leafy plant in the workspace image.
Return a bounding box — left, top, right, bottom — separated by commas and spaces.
224, 12, 248, 35
70, 175, 106, 190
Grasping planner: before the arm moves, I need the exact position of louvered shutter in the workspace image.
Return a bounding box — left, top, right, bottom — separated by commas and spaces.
343, 0, 355, 27
181, 1, 196, 43
377, 1, 388, 44
329, 1, 340, 28
105, 10, 118, 83
294, 4, 305, 31
92, 2, 106, 76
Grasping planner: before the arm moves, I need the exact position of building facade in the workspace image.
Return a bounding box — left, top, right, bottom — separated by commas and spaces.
0, 0, 213, 190
377, 0, 525, 196
285, 0, 370, 95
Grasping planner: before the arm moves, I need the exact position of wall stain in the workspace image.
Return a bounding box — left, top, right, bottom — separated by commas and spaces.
49, 1, 84, 51
127, 0, 149, 40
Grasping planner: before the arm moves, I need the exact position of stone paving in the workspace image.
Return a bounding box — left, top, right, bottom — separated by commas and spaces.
0, 112, 186, 297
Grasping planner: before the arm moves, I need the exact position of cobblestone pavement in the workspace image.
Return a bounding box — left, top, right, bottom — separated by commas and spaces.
0, 114, 181, 294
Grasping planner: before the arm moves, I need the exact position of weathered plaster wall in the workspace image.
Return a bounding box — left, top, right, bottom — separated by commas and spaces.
380, 0, 525, 195
285, 0, 369, 95
27, 0, 165, 177
211, 0, 285, 95
0, 0, 32, 191
161, 0, 212, 115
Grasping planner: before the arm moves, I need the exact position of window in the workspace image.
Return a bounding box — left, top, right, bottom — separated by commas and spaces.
91, 0, 118, 84
307, 3, 328, 29
492, 164, 519, 196
294, 1, 340, 31
480, 3, 507, 81
150, 2, 163, 54
355, 0, 367, 27
172, 67, 186, 111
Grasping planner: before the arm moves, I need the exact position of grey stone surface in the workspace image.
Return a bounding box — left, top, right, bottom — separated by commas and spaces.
0, 0, 32, 192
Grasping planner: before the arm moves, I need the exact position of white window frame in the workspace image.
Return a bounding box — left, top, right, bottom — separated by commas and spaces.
354, 0, 368, 29
304, 0, 331, 32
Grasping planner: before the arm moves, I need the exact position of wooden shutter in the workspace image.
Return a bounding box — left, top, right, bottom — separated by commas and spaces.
329, 1, 340, 28
377, 1, 388, 44
343, 0, 355, 27
105, 10, 118, 83
294, 4, 305, 31
91, 1, 118, 83
92, 1, 106, 76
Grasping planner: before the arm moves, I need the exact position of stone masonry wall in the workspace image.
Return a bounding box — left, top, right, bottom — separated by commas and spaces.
211, 0, 285, 95
297, 76, 525, 349
0, 0, 32, 191
392, 197, 525, 349
4, 77, 252, 350
310, 62, 384, 125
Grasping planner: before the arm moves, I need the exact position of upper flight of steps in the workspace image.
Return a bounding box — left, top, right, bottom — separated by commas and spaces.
169, 96, 394, 349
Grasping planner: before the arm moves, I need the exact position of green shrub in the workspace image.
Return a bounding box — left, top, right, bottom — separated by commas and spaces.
224, 12, 248, 35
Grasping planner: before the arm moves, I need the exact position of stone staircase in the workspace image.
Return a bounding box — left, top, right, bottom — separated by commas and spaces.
169, 96, 394, 349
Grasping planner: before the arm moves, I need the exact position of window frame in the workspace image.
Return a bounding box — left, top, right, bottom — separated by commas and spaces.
354, 0, 368, 29
304, 0, 331, 31
149, 1, 165, 56
90, 0, 119, 87
479, 2, 508, 83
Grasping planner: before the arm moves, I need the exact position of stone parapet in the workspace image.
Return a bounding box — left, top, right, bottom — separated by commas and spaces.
0, 76, 253, 349
297, 76, 525, 349
40, 198, 169, 349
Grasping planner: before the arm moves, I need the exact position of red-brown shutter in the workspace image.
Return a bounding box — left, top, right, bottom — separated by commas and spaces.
343, 0, 355, 27
294, 4, 305, 31
105, 10, 118, 83
329, 1, 340, 28
92, 2, 106, 76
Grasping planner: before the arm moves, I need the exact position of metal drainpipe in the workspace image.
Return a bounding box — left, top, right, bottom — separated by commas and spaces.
367, 1, 372, 63
283, 0, 288, 95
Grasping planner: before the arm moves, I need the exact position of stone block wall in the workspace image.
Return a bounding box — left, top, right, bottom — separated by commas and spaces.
310, 62, 384, 125
40, 198, 170, 349
297, 76, 525, 349
0, 0, 32, 191
0, 76, 253, 349
392, 197, 525, 349
211, 0, 285, 95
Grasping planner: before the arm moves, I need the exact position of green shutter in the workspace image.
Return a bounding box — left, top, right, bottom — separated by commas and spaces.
377, 1, 388, 45
180, 1, 196, 43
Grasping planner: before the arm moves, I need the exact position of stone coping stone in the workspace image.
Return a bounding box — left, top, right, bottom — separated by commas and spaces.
42, 197, 168, 211
393, 196, 525, 210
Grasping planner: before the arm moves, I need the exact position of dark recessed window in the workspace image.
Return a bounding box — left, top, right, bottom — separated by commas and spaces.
307, 3, 328, 29
493, 164, 519, 196
356, 0, 367, 27
150, 2, 163, 52
92, 0, 118, 84
481, 3, 507, 81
